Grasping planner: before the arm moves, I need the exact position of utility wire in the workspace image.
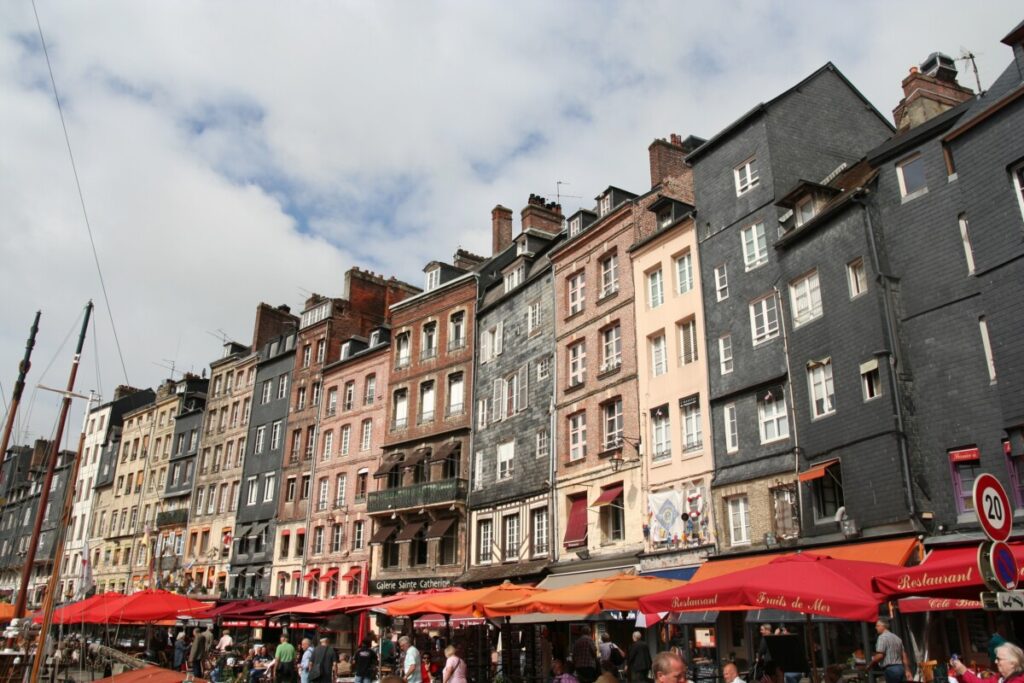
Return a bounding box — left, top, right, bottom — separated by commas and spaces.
31, 0, 131, 386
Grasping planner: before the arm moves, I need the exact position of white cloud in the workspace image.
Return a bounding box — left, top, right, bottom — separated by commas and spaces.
1, 0, 1018, 441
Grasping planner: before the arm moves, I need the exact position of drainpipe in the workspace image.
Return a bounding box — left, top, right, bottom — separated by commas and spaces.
853, 191, 917, 520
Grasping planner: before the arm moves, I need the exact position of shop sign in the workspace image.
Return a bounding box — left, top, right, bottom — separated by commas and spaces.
370, 577, 454, 595
949, 447, 980, 463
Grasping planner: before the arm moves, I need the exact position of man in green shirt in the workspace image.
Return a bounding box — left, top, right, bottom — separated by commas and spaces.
275, 634, 298, 683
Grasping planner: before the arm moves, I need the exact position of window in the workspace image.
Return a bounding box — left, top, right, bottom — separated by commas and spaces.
568, 412, 587, 461
335, 473, 347, 506
957, 214, 976, 275
795, 196, 817, 226
527, 301, 542, 334
316, 339, 326, 363
603, 399, 623, 450
331, 524, 343, 553
421, 322, 438, 359
789, 270, 823, 327
601, 488, 625, 542
728, 495, 751, 545
531, 507, 549, 557
360, 419, 372, 451
263, 473, 275, 502
419, 382, 435, 423
300, 474, 311, 500
897, 153, 927, 199
601, 325, 621, 371
254, 425, 266, 454
260, 380, 272, 404
678, 318, 698, 365
395, 334, 410, 368
317, 477, 329, 511
353, 521, 364, 550
741, 222, 768, 270
497, 441, 515, 480
537, 356, 551, 381
477, 519, 493, 564
807, 359, 836, 418
270, 421, 282, 450
860, 359, 882, 401
1012, 162, 1024, 220
449, 312, 465, 349
734, 158, 759, 196
447, 372, 464, 415
569, 216, 582, 236
758, 389, 789, 443
342, 381, 354, 411
502, 514, 520, 561
296, 387, 306, 411
714, 264, 729, 301
290, 430, 301, 460
567, 271, 586, 315
749, 293, 780, 345
772, 486, 800, 539
598, 193, 612, 215
651, 406, 671, 460
724, 403, 738, 453
847, 257, 868, 299
980, 317, 997, 383
425, 267, 440, 291
504, 266, 524, 293
811, 464, 844, 522
392, 389, 408, 429
647, 268, 664, 308
675, 251, 693, 294
600, 253, 618, 297
681, 396, 702, 452
285, 477, 297, 503
650, 333, 667, 376
568, 341, 586, 386
476, 399, 489, 429
536, 429, 550, 459
480, 322, 503, 362
719, 335, 733, 374
302, 344, 312, 367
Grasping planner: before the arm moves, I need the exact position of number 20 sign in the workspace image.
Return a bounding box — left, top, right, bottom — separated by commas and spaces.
974, 473, 1013, 543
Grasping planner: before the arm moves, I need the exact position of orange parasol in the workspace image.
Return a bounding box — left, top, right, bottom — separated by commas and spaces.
485, 573, 687, 616
386, 581, 545, 617
0, 602, 14, 621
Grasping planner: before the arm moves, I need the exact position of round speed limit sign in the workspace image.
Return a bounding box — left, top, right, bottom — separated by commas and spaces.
974, 473, 1013, 542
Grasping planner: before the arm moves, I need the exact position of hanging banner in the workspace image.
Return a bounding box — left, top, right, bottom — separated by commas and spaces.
647, 490, 685, 544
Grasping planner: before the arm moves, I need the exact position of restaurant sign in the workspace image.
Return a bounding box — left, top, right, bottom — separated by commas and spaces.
370, 577, 454, 595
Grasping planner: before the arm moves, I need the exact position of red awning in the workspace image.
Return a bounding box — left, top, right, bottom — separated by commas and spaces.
564, 497, 589, 549
592, 485, 623, 507
798, 458, 840, 482
897, 596, 982, 613
291, 571, 301, 579
281, 529, 290, 536
303, 569, 320, 581
341, 567, 362, 582
320, 568, 339, 581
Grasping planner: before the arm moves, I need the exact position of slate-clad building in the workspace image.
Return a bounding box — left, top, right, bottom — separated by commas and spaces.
462, 199, 563, 586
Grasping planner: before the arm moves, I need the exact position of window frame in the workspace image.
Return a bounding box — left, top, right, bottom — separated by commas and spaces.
728, 495, 751, 546
749, 293, 780, 346
847, 257, 868, 299
734, 158, 759, 196
758, 390, 789, 444
567, 271, 586, 315
647, 268, 665, 308
714, 264, 729, 301
896, 153, 928, 200
675, 250, 694, 294
568, 411, 587, 462
740, 222, 768, 270
718, 334, 733, 374
724, 403, 738, 453
807, 359, 836, 419
600, 253, 619, 297
789, 269, 823, 328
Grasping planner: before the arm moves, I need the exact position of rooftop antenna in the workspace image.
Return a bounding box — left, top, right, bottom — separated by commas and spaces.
958, 48, 983, 94
206, 329, 234, 345
153, 359, 181, 378
556, 181, 582, 206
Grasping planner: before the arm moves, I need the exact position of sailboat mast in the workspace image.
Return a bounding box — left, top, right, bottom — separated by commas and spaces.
0, 311, 41, 464
13, 301, 92, 619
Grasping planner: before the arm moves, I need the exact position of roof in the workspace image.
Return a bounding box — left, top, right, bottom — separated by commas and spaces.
1002, 19, 1024, 46
774, 160, 879, 249
866, 98, 972, 164
687, 62, 893, 163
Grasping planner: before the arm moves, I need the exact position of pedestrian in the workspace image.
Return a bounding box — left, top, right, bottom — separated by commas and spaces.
573, 625, 599, 683
400, 635, 421, 683
380, 630, 396, 672
626, 632, 652, 683
354, 637, 378, 683
753, 625, 773, 680
275, 634, 298, 683
652, 651, 693, 683
952, 643, 1024, 683
989, 624, 1010, 670
723, 662, 746, 683
219, 630, 235, 652
174, 632, 189, 672
869, 619, 912, 683
442, 645, 467, 683
299, 638, 314, 683
310, 637, 337, 683
600, 633, 626, 672
190, 627, 209, 678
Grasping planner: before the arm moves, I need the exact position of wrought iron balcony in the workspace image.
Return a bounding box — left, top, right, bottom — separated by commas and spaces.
156, 508, 189, 528
367, 478, 468, 514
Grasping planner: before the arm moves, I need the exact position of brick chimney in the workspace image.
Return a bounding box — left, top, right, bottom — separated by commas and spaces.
453, 249, 487, 272
252, 302, 298, 350
521, 194, 562, 235
492, 205, 513, 255
648, 133, 691, 188
892, 53, 973, 131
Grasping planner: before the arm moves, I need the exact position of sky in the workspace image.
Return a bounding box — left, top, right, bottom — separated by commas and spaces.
1, 1, 1020, 446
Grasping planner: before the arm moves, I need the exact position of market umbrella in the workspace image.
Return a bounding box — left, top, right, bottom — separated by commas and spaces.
638, 553, 891, 622
0, 602, 14, 621
486, 573, 687, 617
873, 543, 1024, 600
84, 590, 211, 624
386, 581, 545, 617
269, 594, 370, 617
45, 592, 126, 625
203, 600, 264, 620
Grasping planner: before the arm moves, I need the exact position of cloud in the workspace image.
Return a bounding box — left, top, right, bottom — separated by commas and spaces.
1, 0, 1019, 441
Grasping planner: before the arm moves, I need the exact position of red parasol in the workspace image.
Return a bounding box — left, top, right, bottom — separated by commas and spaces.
40, 592, 126, 625
83, 590, 211, 624
639, 553, 893, 622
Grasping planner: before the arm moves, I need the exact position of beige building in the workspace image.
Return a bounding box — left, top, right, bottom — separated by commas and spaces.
629, 204, 716, 576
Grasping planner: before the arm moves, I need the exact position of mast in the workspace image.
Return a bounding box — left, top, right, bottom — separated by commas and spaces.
14, 301, 92, 619
0, 311, 41, 466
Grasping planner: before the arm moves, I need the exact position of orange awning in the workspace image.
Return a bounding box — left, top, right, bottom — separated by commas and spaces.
798, 458, 840, 482
690, 537, 919, 583
341, 567, 362, 581
564, 497, 588, 549
321, 568, 339, 581
389, 581, 544, 617
592, 485, 624, 507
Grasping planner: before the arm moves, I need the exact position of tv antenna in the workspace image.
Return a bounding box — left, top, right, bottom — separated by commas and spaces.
958, 48, 983, 94
206, 329, 235, 345
153, 359, 182, 378
556, 181, 582, 205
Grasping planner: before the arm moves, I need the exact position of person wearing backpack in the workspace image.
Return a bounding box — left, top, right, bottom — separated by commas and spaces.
600, 633, 626, 675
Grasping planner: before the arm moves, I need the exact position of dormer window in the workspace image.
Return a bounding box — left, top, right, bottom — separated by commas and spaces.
340, 342, 352, 360
598, 193, 612, 216
425, 268, 441, 291
658, 208, 673, 228
516, 240, 528, 256
569, 216, 582, 236
795, 196, 816, 227
504, 266, 524, 294
369, 330, 380, 346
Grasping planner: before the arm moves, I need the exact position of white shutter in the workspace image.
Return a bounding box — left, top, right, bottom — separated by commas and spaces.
517, 365, 528, 412
495, 321, 504, 355
493, 379, 505, 421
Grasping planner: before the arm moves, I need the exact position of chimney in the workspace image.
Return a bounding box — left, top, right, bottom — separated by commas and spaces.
892, 53, 973, 131
492, 205, 513, 255
648, 134, 692, 188
521, 194, 563, 235
453, 249, 486, 272
252, 302, 299, 350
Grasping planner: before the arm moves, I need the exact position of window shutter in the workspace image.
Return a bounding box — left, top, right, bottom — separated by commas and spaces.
518, 365, 528, 412
493, 379, 504, 421
495, 321, 504, 355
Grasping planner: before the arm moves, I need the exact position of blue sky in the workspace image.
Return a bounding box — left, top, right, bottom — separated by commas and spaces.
0, 1, 1020, 442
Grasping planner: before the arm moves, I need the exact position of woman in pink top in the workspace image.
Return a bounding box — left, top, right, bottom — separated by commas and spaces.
442, 645, 468, 683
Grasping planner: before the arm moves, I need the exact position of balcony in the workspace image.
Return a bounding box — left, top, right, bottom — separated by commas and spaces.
368, 478, 468, 514
156, 508, 189, 528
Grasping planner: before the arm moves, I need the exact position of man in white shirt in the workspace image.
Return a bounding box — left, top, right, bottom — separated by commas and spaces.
724, 662, 746, 683
217, 630, 234, 652
400, 636, 421, 683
